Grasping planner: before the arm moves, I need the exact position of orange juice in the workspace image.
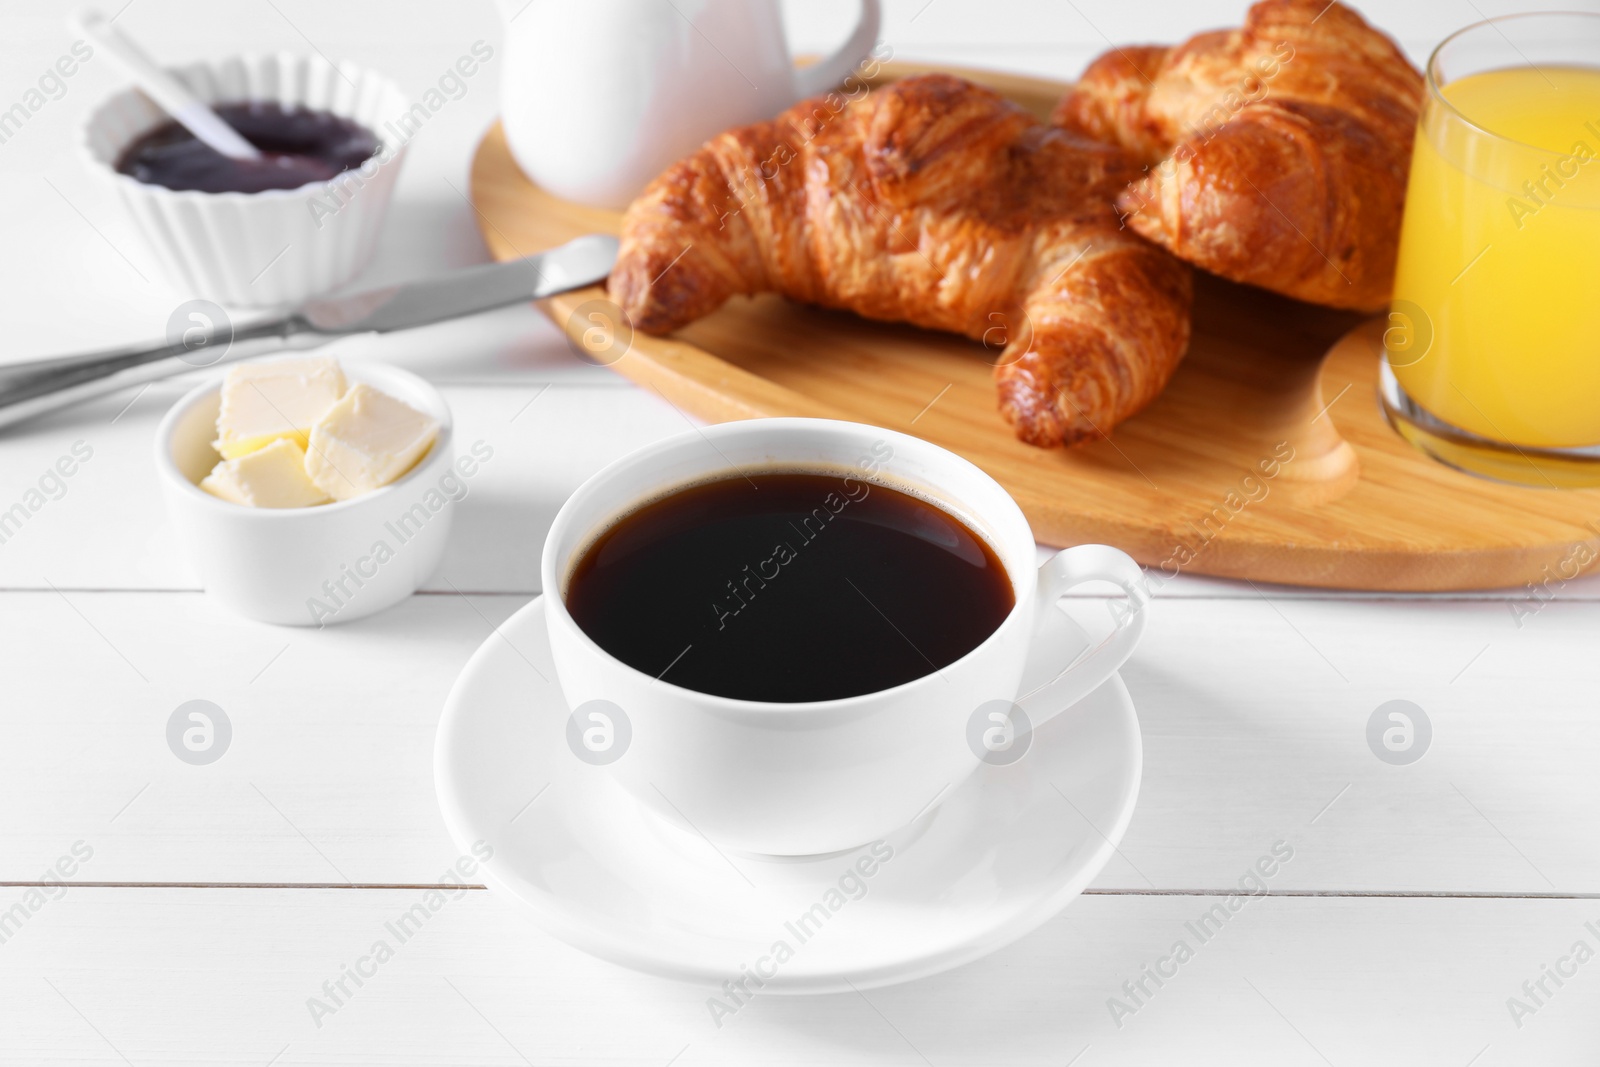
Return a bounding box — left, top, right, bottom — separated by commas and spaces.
1390, 65, 1600, 449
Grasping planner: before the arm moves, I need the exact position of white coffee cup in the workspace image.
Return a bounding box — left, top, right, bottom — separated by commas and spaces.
498, 0, 883, 208
541, 418, 1148, 856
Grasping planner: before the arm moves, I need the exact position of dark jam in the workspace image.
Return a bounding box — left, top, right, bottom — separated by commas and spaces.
115, 102, 379, 193
565, 472, 1015, 703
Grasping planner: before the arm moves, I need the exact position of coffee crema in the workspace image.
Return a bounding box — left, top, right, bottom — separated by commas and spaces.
115, 102, 379, 193
564, 470, 1014, 702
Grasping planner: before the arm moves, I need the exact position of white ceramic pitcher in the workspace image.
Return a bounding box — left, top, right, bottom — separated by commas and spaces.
498, 0, 883, 208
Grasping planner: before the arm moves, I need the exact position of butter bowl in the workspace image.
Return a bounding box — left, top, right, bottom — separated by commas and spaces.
154, 361, 456, 625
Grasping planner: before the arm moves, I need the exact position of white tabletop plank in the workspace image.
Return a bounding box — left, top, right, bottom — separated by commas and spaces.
5, 377, 1598, 601
2, 590, 1595, 895
0, 379, 681, 593
0, 888, 1591, 1065
0, 0, 1568, 364
4, 0, 1595, 599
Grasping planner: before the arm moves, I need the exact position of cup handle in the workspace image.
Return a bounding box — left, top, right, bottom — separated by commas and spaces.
791, 0, 883, 99
1015, 544, 1150, 728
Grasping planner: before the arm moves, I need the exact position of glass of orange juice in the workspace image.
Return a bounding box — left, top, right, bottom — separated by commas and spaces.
1383, 12, 1600, 487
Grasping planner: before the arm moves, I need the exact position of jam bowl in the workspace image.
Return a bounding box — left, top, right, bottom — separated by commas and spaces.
82, 53, 409, 307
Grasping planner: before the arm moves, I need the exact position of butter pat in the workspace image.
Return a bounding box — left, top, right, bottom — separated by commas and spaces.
306, 384, 439, 501
200, 439, 331, 508
214, 357, 347, 459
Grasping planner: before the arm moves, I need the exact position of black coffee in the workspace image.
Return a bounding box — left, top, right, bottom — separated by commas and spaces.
565, 470, 1014, 702
116, 102, 379, 193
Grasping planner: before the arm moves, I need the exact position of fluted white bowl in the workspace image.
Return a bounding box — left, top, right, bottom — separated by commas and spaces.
82, 53, 409, 307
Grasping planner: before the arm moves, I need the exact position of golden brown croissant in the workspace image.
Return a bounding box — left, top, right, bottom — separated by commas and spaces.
1053, 0, 1423, 311
609, 74, 1192, 447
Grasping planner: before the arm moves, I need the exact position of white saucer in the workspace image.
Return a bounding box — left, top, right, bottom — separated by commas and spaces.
434, 595, 1142, 994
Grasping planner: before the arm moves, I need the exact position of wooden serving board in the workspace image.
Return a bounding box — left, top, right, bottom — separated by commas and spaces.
469, 61, 1600, 591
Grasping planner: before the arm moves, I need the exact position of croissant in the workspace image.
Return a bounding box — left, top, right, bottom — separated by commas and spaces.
609, 74, 1192, 447
1053, 0, 1423, 311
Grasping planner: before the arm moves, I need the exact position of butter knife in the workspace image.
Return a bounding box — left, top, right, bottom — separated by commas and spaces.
0, 233, 618, 430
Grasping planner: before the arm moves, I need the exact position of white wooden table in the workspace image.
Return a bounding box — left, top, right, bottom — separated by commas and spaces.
3, 1, 1598, 1062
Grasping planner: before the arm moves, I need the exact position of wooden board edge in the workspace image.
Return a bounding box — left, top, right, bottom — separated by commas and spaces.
537, 289, 852, 423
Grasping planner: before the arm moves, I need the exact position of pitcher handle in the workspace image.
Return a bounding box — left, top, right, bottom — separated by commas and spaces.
791, 0, 884, 98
